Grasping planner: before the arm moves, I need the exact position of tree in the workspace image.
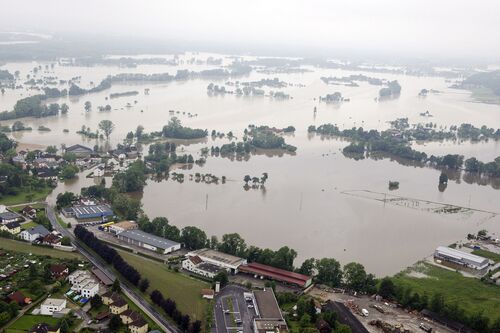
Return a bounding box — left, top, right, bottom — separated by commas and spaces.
90, 294, 103, 308
343, 262, 367, 292
136, 125, 144, 140
111, 193, 142, 220
315, 258, 342, 287
98, 120, 115, 139
60, 103, 69, 114
190, 320, 202, 333
439, 172, 448, 185
61, 237, 71, 246
139, 278, 150, 292
219, 233, 247, 257
299, 313, 312, 329
111, 279, 121, 292
378, 277, 396, 299
60, 164, 79, 179
430, 293, 445, 314
181, 226, 207, 250
84, 101, 92, 112
109, 314, 122, 330
56, 191, 77, 209
298, 258, 315, 276
244, 175, 251, 185
46, 145, 57, 154
214, 271, 229, 287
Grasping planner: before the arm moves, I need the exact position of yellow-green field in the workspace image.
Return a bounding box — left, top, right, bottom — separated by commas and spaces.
0, 239, 83, 260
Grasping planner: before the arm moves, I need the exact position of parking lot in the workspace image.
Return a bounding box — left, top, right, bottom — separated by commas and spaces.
214, 285, 256, 333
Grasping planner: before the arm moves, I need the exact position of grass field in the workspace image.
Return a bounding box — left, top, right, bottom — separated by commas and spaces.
472, 249, 500, 263
0, 239, 83, 260
20, 221, 38, 230
117, 249, 210, 322
393, 262, 500, 321
5, 314, 58, 333
9, 203, 46, 212
0, 187, 52, 206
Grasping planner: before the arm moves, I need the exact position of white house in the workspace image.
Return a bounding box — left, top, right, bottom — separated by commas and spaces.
19, 225, 50, 242
41, 298, 67, 315
182, 255, 223, 278
68, 270, 99, 298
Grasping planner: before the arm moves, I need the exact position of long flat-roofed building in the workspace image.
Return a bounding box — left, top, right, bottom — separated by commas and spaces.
239, 262, 312, 288
434, 246, 489, 270
116, 229, 181, 254
252, 289, 288, 333
72, 205, 114, 220
185, 248, 247, 274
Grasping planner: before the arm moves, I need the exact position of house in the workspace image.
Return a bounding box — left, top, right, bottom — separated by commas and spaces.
8, 290, 32, 305
29, 323, 60, 333
102, 291, 122, 305
182, 255, 223, 279
42, 233, 62, 246
109, 297, 128, 314
35, 168, 58, 180
129, 317, 148, 333
0, 221, 21, 235
120, 309, 142, 324
95, 311, 110, 322
40, 298, 67, 315
21, 205, 38, 219
201, 289, 215, 300
94, 166, 105, 177
65, 144, 93, 158
19, 225, 50, 242
0, 211, 23, 224
50, 264, 69, 279
68, 270, 99, 298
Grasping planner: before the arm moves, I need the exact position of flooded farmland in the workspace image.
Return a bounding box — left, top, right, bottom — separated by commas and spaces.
2, 53, 500, 275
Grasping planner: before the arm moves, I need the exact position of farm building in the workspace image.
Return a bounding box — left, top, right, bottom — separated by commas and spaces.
116, 229, 181, 254
71, 204, 114, 220
185, 248, 247, 274
434, 246, 489, 270
239, 262, 312, 288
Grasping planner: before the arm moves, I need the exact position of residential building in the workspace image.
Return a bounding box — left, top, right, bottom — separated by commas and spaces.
110, 297, 128, 314
19, 225, 50, 242
68, 270, 99, 298
42, 233, 62, 246
120, 309, 142, 324
8, 290, 32, 305
0, 221, 21, 235
65, 144, 93, 158
21, 205, 37, 219
40, 298, 67, 315
434, 246, 489, 270
129, 317, 148, 333
116, 229, 181, 254
185, 248, 247, 274
182, 255, 223, 278
50, 264, 69, 279
0, 211, 23, 224
35, 168, 58, 180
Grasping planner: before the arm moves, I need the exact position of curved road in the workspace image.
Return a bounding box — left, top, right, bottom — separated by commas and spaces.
46, 205, 180, 333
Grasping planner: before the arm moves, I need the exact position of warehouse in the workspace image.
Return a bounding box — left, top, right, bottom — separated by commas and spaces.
252, 289, 288, 333
72, 204, 114, 220
239, 262, 312, 288
185, 248, 247, 274
109, 221, 138, 234
434, 246, 489, 270
116, 229, 181, 254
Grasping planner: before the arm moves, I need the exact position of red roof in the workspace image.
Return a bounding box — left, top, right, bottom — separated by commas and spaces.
239, 262, 312, 288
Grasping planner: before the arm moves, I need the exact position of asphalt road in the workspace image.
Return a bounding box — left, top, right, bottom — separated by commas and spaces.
45, 205, 180, 333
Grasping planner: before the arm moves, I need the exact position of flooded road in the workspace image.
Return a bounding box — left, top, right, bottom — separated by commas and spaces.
3, 53, 500, 275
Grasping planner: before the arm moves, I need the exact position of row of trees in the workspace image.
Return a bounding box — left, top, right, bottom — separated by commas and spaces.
74, 225, 144, 287
150, 289, 202, 333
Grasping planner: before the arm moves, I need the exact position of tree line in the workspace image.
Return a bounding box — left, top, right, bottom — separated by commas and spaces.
150, 289, 202, 333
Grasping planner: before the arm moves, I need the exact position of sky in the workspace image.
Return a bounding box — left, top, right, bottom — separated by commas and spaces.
1, 0, 499, 60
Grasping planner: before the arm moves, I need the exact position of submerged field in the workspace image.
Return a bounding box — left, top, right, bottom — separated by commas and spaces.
392, 262, 500, 322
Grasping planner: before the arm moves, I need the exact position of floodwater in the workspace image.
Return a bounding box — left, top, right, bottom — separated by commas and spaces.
2, 53, 500, 275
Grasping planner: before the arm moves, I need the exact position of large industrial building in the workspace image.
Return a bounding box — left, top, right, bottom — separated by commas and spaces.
434, 246, 489, 271
239, 262, 313, 288
185, 248, 247, 274
116, 229, 181, 254
252, 289, 288, 333
71, 204, 114, 220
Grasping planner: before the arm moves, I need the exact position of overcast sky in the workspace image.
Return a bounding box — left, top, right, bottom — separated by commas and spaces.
1, 0, 499, 60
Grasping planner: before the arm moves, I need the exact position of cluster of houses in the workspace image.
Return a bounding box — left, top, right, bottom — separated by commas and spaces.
101, 291, 149, 333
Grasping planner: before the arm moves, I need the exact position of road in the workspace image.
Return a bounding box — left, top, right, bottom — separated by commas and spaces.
45, 205, 181, 333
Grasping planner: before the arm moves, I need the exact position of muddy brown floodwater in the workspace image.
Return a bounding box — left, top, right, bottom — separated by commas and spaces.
2, 52, 499, 275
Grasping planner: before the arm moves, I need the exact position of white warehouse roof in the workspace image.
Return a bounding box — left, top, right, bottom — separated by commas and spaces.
435, 246, 489, 266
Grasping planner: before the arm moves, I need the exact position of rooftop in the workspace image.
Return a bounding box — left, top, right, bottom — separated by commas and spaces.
42, 298, 66, 307
112, 221, 137, 230
189, 248, 245, 267
23, 225, 50, 237
118, 229, 180, 250
0, 211, 21, 220
72, 204, 113, 217
198, 262, 223, 274
435, 246, 489, 265
253, 289, 283, 320
239, 262, 312, 287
